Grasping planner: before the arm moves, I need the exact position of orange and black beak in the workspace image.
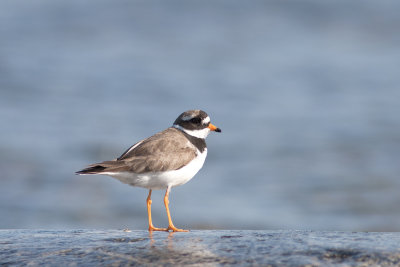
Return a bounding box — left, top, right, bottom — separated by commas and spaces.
208, 123, 222, 133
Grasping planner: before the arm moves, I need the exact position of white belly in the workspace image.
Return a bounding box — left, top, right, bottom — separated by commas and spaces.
105, 149, 207, 190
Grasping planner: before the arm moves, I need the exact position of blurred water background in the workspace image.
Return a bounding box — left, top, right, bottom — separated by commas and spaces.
1, 0, 399, 231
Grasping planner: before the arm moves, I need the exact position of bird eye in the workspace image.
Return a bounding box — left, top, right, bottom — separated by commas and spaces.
190, 118, 201, 124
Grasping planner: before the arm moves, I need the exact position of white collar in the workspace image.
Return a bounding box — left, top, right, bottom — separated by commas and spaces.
173, 124, 210, 139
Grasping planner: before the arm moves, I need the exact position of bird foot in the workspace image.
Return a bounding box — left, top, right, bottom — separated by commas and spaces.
148, 226, 168, 232
167, 226, 189, 232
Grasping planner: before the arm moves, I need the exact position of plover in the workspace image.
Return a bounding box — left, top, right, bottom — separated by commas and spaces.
76, 110, 221, 232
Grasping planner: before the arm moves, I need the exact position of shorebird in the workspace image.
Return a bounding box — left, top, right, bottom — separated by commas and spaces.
76, 110, 221, 232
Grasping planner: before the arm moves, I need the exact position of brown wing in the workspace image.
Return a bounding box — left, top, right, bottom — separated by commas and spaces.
76, 127, 197, 174
120, 127, 197, 173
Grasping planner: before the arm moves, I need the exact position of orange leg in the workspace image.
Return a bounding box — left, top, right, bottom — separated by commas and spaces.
147, 189, 168, 232
164, 186, 189, 232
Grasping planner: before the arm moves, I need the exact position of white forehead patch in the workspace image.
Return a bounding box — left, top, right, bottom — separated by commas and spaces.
202, 116, 210, 124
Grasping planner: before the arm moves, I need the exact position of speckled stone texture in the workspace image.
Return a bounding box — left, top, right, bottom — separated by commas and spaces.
1, 230, 400, 266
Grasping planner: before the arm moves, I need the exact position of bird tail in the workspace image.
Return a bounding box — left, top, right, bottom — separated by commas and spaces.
75, 165, 107, 175
75, 160, 123, 175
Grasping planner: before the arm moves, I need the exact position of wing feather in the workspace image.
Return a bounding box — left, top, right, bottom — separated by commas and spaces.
77, 128, 197, 175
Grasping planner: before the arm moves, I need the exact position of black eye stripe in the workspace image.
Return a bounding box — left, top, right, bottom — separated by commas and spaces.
190, 117, 202, 124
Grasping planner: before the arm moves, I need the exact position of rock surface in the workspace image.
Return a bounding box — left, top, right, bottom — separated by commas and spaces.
1, 230, 400, 266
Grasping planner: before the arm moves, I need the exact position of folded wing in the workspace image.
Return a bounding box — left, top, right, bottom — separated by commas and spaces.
76, 128, 197, 175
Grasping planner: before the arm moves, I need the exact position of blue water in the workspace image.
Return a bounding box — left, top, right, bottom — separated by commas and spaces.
1, 0, 400, 231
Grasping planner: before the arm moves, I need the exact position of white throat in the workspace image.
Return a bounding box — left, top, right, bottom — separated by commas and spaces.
173, 124, 210, 139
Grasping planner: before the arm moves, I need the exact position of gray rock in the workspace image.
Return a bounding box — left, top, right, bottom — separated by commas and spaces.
1, 230, 400, 266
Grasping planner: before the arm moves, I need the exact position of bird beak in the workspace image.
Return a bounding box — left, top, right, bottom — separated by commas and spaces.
208, 123, 222, 133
